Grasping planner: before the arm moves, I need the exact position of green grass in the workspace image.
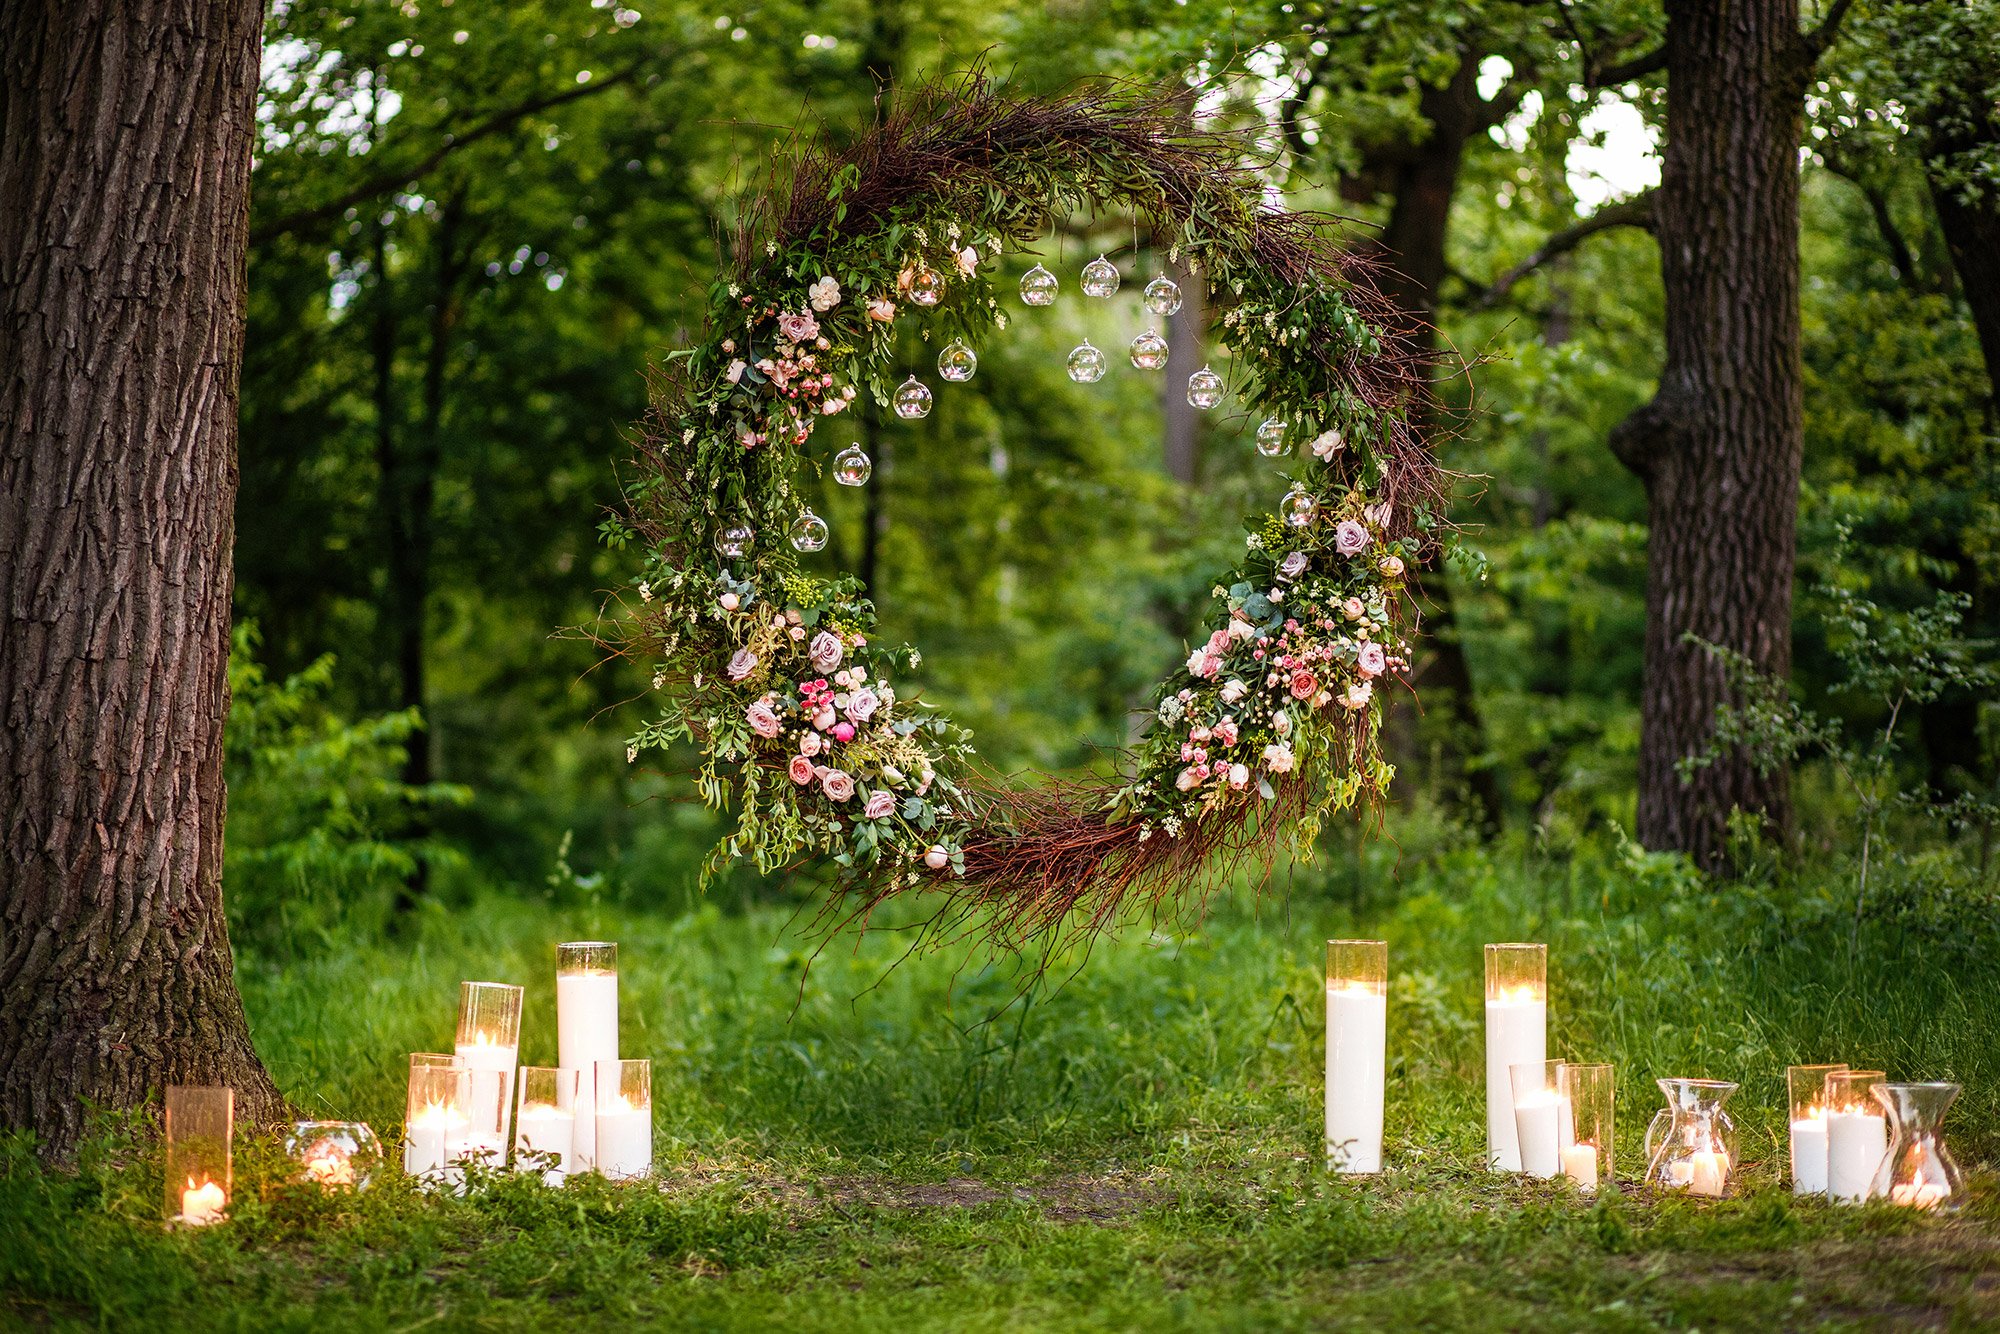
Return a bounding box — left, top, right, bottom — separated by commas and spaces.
6, 832, 2000, 1330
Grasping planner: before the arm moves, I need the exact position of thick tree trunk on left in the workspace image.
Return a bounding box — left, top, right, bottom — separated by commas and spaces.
0, 0, 282, 1159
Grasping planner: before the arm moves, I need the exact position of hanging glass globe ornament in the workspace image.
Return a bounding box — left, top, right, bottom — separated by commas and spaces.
1255, 417, 1291, 457
1066, 340, 1107, 383
1080, 254, 1120, 299
788, 508, 830, 553
1186, 365, 1225, 410
893, 375, 933, 419
833, 444, 872, 486
938, 339, 978, 382
1128, 329, 1170, 370
1019, 263, 1058, 306
1279, 488, 1319, 529
909, 266, 945, 307
715, 521, 755, 559
1143, 275, 1184, 316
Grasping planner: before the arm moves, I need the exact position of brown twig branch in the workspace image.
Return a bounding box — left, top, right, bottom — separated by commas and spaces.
1470, 189, 1656, 310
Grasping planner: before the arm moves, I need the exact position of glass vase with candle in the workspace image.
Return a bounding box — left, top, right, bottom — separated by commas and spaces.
285, 1120, 382, 1191
516, 1066, 580, 1186
456, 981, 523, 1146
404, 1056, 470, 1189
1508, 1060, 1566, 1180
1786, 1064, 1847, 1196
1559, 1063, 1614, 1192
1483, 944, 1547, 1172
594, 1059, 652, 1180
164, 1086, 232, 1226
1825, 1069, 1888, 1203
458, 1068, 511, 1173
557, 941, 619, 1170
1324, 939, 1387, 1174
1644, 1078, 1737, 1197
1871, 1082, 1962, 1211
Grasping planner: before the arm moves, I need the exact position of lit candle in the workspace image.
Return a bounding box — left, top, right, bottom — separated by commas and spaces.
1890, 1180, 1948, 1209
595, 1093, 651, 1180
1324, 941, 1387, 1174
1788, 1107, 1829, 1196
1688, 1147, 1729, 1198
1561, 1141, 1600, 1190
405, 1096, 470, 1183
302, 1143, 355, 1187
178, 1176, 226, 1225
516, 1100, 575, 1187
1827, 1108, 1887, 1203
1512, 1089, 1566, 1180
558, 943, 619, 1169
455, 982, 523, 1148
1484, 945, 1547, 1173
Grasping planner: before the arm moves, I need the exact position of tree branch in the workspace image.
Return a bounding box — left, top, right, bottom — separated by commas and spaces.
1800, 0, 1861, 63
1471, 189, 1656, 310
1586, 44, 1667, 88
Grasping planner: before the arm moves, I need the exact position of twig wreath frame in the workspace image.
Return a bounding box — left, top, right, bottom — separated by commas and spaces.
604, 78, 1449, 949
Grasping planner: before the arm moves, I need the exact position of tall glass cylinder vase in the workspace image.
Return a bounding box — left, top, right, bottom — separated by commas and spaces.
164, 1086, 232, 1226
404, 1055, 470, 1189
1324, 940, 1387, 1174
557, 941, 619, 1169
1483, 944, 1546, 1172
455, 981, 522, 1147
1786, 1064, 1847, 1196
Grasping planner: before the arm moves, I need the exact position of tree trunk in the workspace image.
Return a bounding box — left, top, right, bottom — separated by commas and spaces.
1929, 168, 2000, 401
1610, 0, 1807, 870
1162, 251, 1206, 485
0, 0, 282, 1159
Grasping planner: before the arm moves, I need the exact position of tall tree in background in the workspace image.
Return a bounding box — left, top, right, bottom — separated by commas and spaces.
0, 0, 282, 1156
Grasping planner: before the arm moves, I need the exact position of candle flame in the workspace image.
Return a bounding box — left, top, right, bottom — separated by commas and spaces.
302, 1141, 355, 1187
410, 1095, 468, 1130
179, 1176, 226, 1224
602, 1092, 647, 1115
465, 1030, 501, 1049
1494, 984, 1541, 1003
520, 1100, 569, 1121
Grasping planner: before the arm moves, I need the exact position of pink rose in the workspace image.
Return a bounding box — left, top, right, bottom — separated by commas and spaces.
1342, 598, 1365, 621
1365, 500, 1393, 528
1334, 520, 1369, 556
923, 845, 949, 869
845, 687, 880, 723
808, 276, 841, 312
799, 730, 822, 757
1227, 763, 1250, 790
1288, 669, 1319, 701
1214, 719, 1239, 747
1206, 628, 1232, 655
832, 722, 856, 743
727, 649, 759, 681
1277, 551, 1309, 583
1379, 555, 1406, 578
864, 790, 895, 819
778, 310, 819, 343
1342, 682, 1374, 711
1175, 767, 1200, 792
809, 630, 844, 673
821, 769, 856, 801
746, 701, 781, 738
788, 755, 815, 785
1357, 642, 1387, 678
867, 297, 896, 322
1262, 742, 1295, 774
1194, 652, 1221, 680
812, 706, 836, 731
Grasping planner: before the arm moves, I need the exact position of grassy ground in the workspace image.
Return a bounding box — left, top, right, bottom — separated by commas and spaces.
5, 833, 1999, 1330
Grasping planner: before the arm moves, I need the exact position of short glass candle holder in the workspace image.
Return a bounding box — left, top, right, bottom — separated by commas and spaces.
595, 1059, 652, 1180
1644, 1078, 1737, 1197
459, 1068, 511, 1171
1786, 1063, 1847, 1196
1559, 1063, 1614, 1191
1825, 1069, 1888, 1204
1324, 940, 1387, 1174
1872, 1082, 1962, 1211
456, 981, 522, 1054
404, 1056, 470, 1185
286, 1120, 383, 1191
516, 1066, 581, 1185
1483, 943, 1547, 1173
164, 1086, 232, 1226
1509, 1059, 1566, 1180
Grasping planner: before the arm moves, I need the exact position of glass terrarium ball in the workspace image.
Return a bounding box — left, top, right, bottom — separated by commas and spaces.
1143, 275, 1184, 316
1067, 340, 1107, 383
1129, 329, 1170, 370
909, 267, 945, 307
1186, 365, 1225, 410
893, 375, 933, 419
1279, 488, 1319, 529
1080, 254, 1120, 299
1019, 263, 1058, 306
788, 508, 830, 553
1255, 416, 1291, 456
715, 521, 755, 559
833, 444, 872, 487
938, 338, 978, 382
285, 1121, 383, 1192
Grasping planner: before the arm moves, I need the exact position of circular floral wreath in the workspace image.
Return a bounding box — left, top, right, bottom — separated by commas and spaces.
606, 80, 1448, 946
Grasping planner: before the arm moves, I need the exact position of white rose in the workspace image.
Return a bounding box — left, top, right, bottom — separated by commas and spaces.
1220, 679, 1248, 704
725, 359, 746, 383
809, 275, 841, 311
1227, 619, 1255, 642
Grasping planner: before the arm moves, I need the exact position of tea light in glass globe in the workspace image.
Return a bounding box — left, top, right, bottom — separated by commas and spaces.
715, 522, 755, 559
789, 508, 829, 552
1256, 417, 1291, 456
893, 376, 933, 419
1067, 340, 1107, 383
908, 267, 945, 307
1143, 275, 1184, 316
1280, 488, 1319, 528
833, 444, 872, 487
938, 339, 977, 382
1019, 263, 1058, 306
1129, 329, 1169, 370
1186, 365, 1225, 409
1080, 254, 1120, 298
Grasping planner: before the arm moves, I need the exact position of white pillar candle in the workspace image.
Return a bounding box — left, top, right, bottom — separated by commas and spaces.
1688, 1149, 1729, 1197
1484, 993, 1546, 1171
1890, 1181, 1948, 1209
515, 1102, 575, 1187
404, 1101, 469, 1188
1325, 983, 1386, 1173
1789, 1114, 1829, 1195
1826, 1110, 1888, 1203
1513, 1092, 1566, 1179
595, 1094, 651, 1180
178, 1178, 226, 1225
557, 968, 619, 1168
1561, 1141, 1600, 1190
455, 1036, 519, 1145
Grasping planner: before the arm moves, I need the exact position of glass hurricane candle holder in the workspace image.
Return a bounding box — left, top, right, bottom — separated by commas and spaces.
1509, 1060, 1566, 1180
1644, 1078, 1737, 1197
285, 1120, 382, 1191
1825, 1069, 1888, 1203
164, 1086, 232, 1226
1559, 1063, 1614, 1191
1786, 1063, 1847, 1196
558, 941, 619, 1171
1483, 943, 1547, 1172
595, 1059, 652, 1180
404, 1055, 470, 1187
516, 1066, 581, 1186
1324, 939, 1387, 1174
1872, 1082, 1962, 1211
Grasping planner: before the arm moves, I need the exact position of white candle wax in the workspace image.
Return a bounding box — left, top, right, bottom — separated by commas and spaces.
1561, 1141, 1600, 1191
516, 1102, 575, 1186
595, 1096, 651, 1180
1826, 1110, 1887, 1203
1789, 1115, 1829, 1195
1890, 1180, 1948, 1209
1513, 1092, 1565, 1179
1324, 984, 1386, 1173
1688, 1149, 1729, 1197
455, 1037, 519, 1145
405, 1102, 469, 1188
557, 970, 619, 1168
178, 1178, 226, 1225
1484, 995, 1546, 1171
456, 1132, 507, 1172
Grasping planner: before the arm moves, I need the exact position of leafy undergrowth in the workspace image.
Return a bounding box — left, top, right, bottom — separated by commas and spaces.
5, 835, 1999, 1330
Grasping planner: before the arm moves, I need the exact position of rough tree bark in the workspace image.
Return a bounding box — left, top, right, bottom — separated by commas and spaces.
1610, 0, 1811, 870
0, 0, 283, 1158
